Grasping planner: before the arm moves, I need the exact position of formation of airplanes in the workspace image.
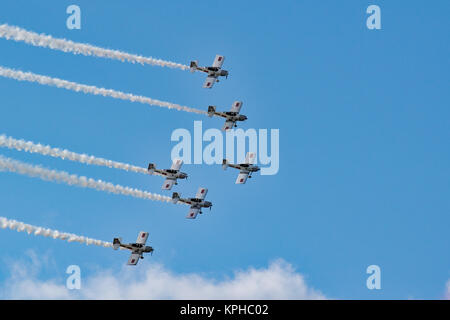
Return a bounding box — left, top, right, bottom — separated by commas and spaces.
116, 55, 261, 265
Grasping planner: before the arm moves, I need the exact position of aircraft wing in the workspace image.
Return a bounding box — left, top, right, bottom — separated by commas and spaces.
245, 152, 256, 164
235, 171, 249, 184
170, 159, 183, 171
230, 101, 243, 113
222, 120, 235, 131
203, 76, 216, 89
127, 253, 141, 266
162, 178, 176, 190
186, 207, 200, 219
212, 55, 225, 68
196, 187, 208, 200
136, 231, 149, 245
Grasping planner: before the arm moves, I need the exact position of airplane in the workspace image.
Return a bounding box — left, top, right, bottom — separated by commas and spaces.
172, 187, 212, 219
190, 54, 229, 89
208, 101, 247, 131
223, 152, 260, 184
148, 158, 188, 190
113, 231, 154, 266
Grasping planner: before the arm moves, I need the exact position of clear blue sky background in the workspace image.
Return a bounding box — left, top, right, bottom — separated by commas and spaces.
0, 1, 448, 299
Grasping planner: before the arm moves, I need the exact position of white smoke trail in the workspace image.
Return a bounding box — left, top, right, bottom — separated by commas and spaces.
0, 155, 172, 203
0, 66, 207, 115
0, 134, 157, 176
0, 23, 189, 70
0, 216, 113, 248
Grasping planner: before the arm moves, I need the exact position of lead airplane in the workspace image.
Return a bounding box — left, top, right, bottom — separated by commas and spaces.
148, 159, 188, 190
208, 101, 247, 131
113, 231, 154, 266
172, 187, 212, 219
190, 54, 229, 88
223, 152, 260, 184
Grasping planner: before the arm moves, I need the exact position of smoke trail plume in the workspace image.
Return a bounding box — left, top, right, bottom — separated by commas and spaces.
0, 134, 155, 176
0, 66, 207, 115
0, 216, 113, 248
0, 155, 171, 203
0, 23, 189, 70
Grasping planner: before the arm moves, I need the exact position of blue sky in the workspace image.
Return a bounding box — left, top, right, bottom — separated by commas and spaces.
0, 0, 449, 299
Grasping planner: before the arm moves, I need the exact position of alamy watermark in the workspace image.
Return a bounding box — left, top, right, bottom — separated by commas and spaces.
366, 265, 381, 290
66, 5, 81, 30
66, 265, 81, 290
366, 5, 381, 30
170, 121, 279, 175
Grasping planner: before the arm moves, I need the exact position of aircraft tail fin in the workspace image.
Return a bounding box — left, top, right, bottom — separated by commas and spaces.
172, 192, 180, 204
147, 163, 156, 174
222, 159, 229, 170
190, 61, 198, 73
113, 238, 121, 250
207, 106, 216, 117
